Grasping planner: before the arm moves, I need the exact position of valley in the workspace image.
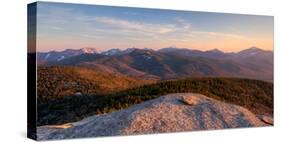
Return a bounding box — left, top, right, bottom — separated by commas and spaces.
38, 47, 273, 81
36, 47, 274, 138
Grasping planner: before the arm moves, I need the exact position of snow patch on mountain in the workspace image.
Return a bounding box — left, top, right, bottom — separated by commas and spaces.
80, 48, 98, 54
57, 56, 65, 61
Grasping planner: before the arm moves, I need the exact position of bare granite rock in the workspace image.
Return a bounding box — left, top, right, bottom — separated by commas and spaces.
37, 93, 272, 140
181, 95, 199, 105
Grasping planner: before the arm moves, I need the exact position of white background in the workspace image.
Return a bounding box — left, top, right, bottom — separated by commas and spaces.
0, 0, 280, 141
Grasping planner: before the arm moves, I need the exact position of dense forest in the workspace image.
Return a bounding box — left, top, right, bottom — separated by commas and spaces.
37, 66, 154, 101
37, 68, 273, 126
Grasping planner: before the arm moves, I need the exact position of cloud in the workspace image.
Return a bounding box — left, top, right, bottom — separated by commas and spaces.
122, 11, 143, 16
37, 5, 259, 51
175, 17, 187, 25
193, 31, 249, 39
37, 6, 192, 41
91, 16, 191, 36
36, 4, 194, 40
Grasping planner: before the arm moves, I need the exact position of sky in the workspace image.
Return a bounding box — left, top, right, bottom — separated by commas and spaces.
35, 2, 274, 52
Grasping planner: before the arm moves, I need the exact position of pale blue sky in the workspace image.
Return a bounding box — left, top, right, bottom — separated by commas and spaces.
36, 2, 273, 52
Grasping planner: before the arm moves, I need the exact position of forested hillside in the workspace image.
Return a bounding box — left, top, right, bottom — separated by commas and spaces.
38, 77, 273, 126
37, 66, 154, 101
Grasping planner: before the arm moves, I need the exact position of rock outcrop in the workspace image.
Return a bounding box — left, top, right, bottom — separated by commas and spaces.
37, 93, 272, 140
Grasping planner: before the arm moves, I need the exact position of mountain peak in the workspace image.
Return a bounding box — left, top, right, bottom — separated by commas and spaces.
143, 48, 154, 51
207, 48, 224, 53
102, 48, 122, 56
249, 46, 258, 50
158, 47, 181, 52
123, 48, 137, 54
238, 47, 264, 54
80, 48, 98, 54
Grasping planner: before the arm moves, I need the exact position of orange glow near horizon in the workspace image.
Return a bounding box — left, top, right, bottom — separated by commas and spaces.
36, 2, 274, 53
37, 34, 273, 53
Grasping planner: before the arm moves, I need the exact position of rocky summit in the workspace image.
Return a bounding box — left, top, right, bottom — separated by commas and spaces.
37, 93, 272, 140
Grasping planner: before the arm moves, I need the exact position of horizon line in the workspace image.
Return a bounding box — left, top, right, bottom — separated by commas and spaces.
36, 46, 273, 53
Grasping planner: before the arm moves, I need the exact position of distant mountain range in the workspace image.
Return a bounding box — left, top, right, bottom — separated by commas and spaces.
37, 48, 98, 63
37, 47, 273, 81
